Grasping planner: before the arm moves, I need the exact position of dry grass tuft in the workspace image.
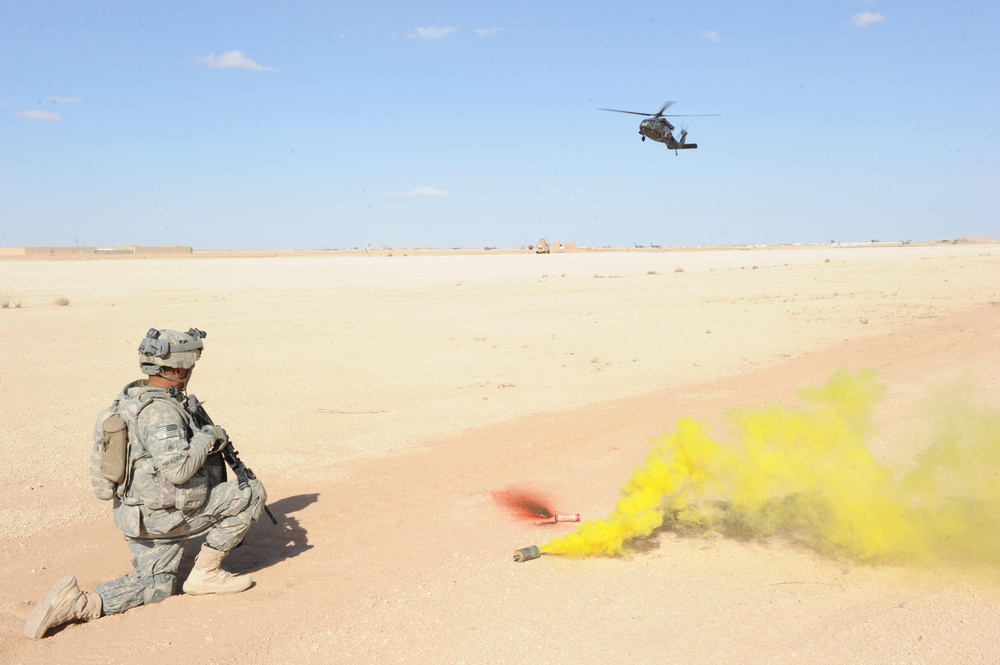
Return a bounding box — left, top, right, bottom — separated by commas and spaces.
1, 290, 22, 308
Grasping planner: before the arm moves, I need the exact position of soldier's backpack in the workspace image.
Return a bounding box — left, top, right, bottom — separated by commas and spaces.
90, 380, 152, 500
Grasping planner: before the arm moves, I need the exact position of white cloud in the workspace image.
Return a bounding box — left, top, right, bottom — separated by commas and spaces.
852, 12, 886, 28
17, 109, 62, 121
195, 50, 278, 72
383, 186, 451, 198
408, 26, 458, 40
702, 29, 721, 42
474, 27, 502, 37
49, 96, 83, 104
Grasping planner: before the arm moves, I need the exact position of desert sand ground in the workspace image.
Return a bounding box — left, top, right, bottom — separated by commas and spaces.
1, 244, 999, 664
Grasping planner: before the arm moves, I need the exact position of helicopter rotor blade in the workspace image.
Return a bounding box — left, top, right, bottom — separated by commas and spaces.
598, 103, 721, 119
654, 101, 676, 117
597, 108, 655, 116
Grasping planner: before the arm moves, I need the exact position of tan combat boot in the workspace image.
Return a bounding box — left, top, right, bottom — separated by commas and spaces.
24, 575, 103, 639
182, 543, 253, 595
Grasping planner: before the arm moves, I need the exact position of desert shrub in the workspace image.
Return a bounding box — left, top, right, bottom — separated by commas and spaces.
1, 290, 22, 308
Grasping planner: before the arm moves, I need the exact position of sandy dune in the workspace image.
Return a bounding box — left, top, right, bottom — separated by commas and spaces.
1, 244, 999, 664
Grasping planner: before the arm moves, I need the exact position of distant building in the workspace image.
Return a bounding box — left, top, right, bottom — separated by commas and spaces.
1, 246, 193, 257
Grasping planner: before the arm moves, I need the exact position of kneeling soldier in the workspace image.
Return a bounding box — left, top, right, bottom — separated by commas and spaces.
25, 328, 268, 638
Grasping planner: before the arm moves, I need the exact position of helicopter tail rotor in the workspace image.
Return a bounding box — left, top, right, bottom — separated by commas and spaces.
680, 121, 696, 144
675, 125, 698, 151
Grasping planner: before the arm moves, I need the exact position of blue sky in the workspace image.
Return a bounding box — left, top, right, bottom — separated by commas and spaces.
2, 1, 997, 250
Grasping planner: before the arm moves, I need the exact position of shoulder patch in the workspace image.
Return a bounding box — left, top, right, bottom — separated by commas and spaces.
155, 424, 181, 440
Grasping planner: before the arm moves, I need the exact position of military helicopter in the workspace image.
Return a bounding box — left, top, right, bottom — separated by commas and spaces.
599, 102, 719, 154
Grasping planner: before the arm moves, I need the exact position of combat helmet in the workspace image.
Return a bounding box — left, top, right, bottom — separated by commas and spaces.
138, 328, 206, 377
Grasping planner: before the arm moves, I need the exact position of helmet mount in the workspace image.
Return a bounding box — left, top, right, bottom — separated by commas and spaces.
138, 328, 206, 377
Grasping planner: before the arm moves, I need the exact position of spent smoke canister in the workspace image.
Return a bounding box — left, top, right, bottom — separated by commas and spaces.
513, 545, 541, 562
553, 514, 580, 522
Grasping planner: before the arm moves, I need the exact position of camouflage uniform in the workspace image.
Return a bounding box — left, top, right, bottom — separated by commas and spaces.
25, 327, 267, 639
95, 383, 267, 614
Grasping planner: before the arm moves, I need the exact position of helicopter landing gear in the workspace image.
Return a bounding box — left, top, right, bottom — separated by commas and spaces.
641, 136, 645, 141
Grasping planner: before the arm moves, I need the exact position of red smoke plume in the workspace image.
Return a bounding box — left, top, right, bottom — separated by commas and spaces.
491, 486, 556, 522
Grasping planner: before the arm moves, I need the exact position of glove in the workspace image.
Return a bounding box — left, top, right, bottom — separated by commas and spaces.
200, 425, 229, 454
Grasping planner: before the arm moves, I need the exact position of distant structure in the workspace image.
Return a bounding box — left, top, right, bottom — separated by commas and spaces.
0, 246, 193, 257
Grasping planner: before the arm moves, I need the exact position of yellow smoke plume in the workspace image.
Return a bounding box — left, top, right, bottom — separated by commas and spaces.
541, 369, 1000, 564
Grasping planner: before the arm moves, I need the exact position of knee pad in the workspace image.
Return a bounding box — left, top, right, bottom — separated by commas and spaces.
144, 572, 177, 605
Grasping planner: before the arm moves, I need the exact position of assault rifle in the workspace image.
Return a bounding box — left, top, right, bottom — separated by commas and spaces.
183, 392, 278, 525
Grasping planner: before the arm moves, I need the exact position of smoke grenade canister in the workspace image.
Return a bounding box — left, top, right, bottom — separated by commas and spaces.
513, 545, 541, 562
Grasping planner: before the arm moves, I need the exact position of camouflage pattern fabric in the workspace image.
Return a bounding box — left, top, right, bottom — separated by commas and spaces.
121, 386, 218, 513
93, 384, 267, 614
95, 477, 266, 614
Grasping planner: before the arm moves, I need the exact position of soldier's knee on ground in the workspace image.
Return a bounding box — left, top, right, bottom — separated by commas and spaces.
144, 571, 177, 605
